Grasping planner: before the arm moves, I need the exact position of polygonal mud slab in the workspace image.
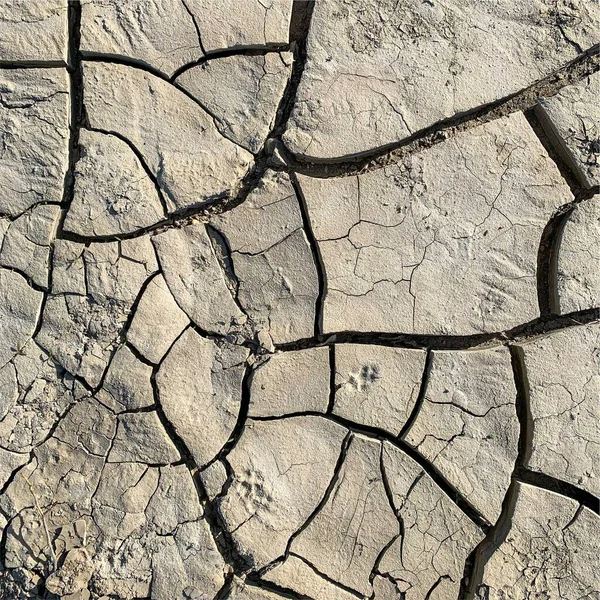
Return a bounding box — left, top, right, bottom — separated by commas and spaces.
403, 346, 520, 523
298, 113, 572, 334
0, 1, 68, 62
556, 194, 600, 313
83, 61, 254, 213
478, 483, 599, 600
518, 323, 600, 497
0, 68, 69, 217
284, 0, 600, 159
536, 71, 600, 189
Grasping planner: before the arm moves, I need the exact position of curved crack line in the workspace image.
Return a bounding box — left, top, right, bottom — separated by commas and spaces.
81, 54, 256, 155
252, 432, 353, 581
290, 172, 326, 336
513, 469, 599, 514
170, 44, 290, 81
398, 349, 432, 438
0, 60, 67, 69
250, 413, 491, 533
54, 8, 315, 247
276, 43, 600, 177
148, 327, 255, 576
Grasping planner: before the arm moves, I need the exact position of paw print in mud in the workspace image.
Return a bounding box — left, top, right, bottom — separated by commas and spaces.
233, 469, 275, 516
348, 364, 381, 392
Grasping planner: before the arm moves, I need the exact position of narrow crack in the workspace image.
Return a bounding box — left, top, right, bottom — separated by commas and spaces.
0, 265, 46, 293
180, 0, 207, 57
30, 0, 85, 360
149, 335, 254, 576
0, 60, 67, 69
398, 349, 432, 439
214, 363, 254, 464
289, 172, 326, 336
536, 201, 576, 316
80, 54, 253, 155
170, 45, 290, 82
205, 223, 251, 324
526, 106, 599, 316
265, 0, 316, 141
244, 579, 313, 600
82, 126, 169, 218
327, 344, 336, 413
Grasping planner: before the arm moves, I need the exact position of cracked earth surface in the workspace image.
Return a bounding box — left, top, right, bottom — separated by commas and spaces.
0, 1, 599, 599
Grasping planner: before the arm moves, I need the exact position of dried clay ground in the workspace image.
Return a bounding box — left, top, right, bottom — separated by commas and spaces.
0, 1, 599, 599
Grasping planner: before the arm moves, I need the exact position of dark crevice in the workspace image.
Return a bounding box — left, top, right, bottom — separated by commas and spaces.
52, 2, 312, 247
536, 201, 575, 316
240, 579, 309, 600
205, 223, 251, 323
509, 345, 534, 470
88, 270, 160, 396
0, 60, 67, 69
289, 1, 315, 43
215, 363, 254, 463
276, 44, 600, 176
289, 172, 325, 336
398, 349, 432, 439
526, 105, 599, 316
372, 447, 402, 588
514, 469, 600, 514
524, 107, 589, 198
62, 0, 85, 212
80, 53, 253, 154
212, 572, 235, 600
32, 0, 85, 363
0, 265, 46, 293
327, 344, 336, 413
369, 533, 399, 590
171, 45, 290, 81
193, 469, 254, 576
458, 345, 533, 599
529, 99, 600, 196
458, 480, 520, 600
285, 552, 365, 599
179, 0, 207, 57
125, 340, 157, 368
266, 0, 315, 141
424, 575, 451, 600
273, 307, 600, 352
0, 513, 14, 569
56, 156, 261, 243
379, 445, 400, 520
251, 414, 490, 533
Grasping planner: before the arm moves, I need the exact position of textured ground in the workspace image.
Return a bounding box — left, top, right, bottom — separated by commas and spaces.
0, 1, 599, 599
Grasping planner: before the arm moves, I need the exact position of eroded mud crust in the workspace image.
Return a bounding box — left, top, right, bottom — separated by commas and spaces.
0, 1, 599, 599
